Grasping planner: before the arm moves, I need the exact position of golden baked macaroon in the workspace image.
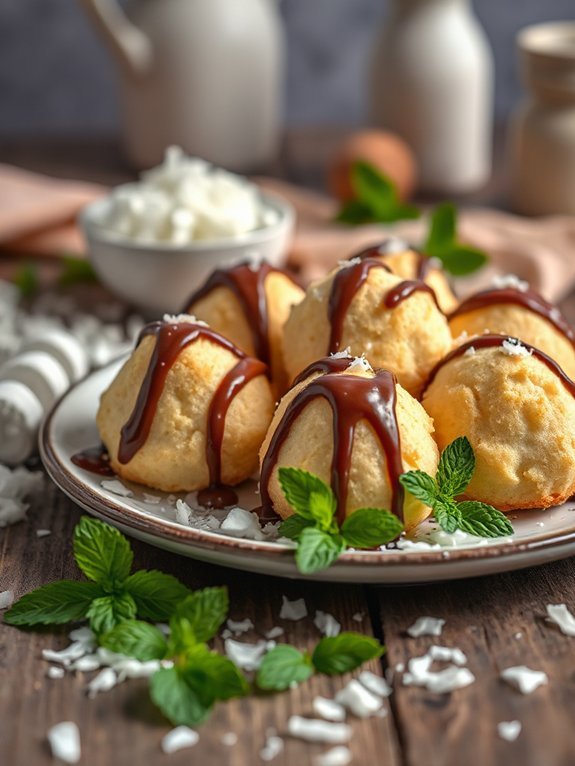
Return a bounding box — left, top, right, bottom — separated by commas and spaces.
260, 354, 439, 531
97, 315, 274, 501
352, 238, 458, 313
282, 258, 452, 397
448, 278, 575, 378
422, 334, 575, 510
183, 261, 304, 394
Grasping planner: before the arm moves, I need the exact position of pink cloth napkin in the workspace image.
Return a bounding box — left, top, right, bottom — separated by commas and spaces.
1, 164, 575, 303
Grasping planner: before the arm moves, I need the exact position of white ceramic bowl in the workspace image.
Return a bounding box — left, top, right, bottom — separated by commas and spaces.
79, 190, 295, 315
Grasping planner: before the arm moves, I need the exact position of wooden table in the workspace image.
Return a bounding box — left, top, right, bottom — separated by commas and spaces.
1, 137, 575, 766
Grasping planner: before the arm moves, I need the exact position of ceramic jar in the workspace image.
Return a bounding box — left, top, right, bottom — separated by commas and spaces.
80, 0, 284, 171
510, 22, 575, 216
371, 0, 493, 193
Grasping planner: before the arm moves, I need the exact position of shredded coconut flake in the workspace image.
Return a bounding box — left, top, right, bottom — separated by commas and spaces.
224, 638, 274, 671
358, 670, 392, 698
314, 746, 353, 766
492, 274, 529, 292
501, 338, 532, 358
162, 313, 203, 326
220, 507, 265, 540
226, 617, 255, 636
546, 604, 575, 636
161, 726, 199, 754
497, 720, 522, 742
313, 696, 347, 722
221, 732, 238, 747
501, 666, 548, 694
0, 464, 43, 527
352, 612, 364, 623
87, 667, 117, 698
47, 666, 65, 679
464, 346, 476, 357
0, 589, 14, 609
330, 348, 352, 359
264, 626, 285, 640
378, 237, 409, 254
335, 679, 383, 718
101, 479, 133, 497
287, 717, 352, 745
428, 645, 467, 666
279, 595, 308, 621
47, 722, 81, 764
35, 528, 51, 538
260, 734, 284, 761
407, 617, 445, 638
402, 648, 475, 693
314, 610, 341, 637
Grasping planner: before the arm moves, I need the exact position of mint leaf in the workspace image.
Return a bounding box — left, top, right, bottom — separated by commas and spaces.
312, 632, 384, 675
100, 620, 168, 661
336, 199, 373, 225
13, 263, 39, 297
438, 246, 487, 277
399, 470, 437, 506
183, 644, 249, 702
425, 202, 456, 252
256, 645, 313, 690
124, 570, 189, 620
278, 515, 314, 540
424, 202, 488, 276
308, 490, 337, 530
457, 501, 514, 538
351, 161, 420, 224
3, 580, 103, 626
73, 517, 133, 590
58, 256, 98, 287
170, 587, 228, 648
86, 592, 136, 634
278, 467, 335, 521
341, 508, 403, 548
437, 436, 475, 497
433, 500, 462, 534
150, 666, 211, 727
295, 528, 345, 575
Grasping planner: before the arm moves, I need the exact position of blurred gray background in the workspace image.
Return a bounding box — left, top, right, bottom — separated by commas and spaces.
0, 0, 574, 138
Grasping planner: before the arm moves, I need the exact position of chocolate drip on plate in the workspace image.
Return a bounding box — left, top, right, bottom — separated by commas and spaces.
422, 334, 575, 397
260, 369, 405, 522
449, 287, 575, 347
72, 445, 114, 477
183, 261, 299, 366
118, 321, 266, 508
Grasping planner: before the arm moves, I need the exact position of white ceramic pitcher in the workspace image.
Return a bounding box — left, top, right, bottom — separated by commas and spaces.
81, 0, 285, 171
371, 0, 493, 193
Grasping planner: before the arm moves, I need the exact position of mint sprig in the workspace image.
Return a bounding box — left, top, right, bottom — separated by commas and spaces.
424, 202, 487, 276
278, 467, 404, 574
400, 437, 514, 538
4, 516, 190, 633
257, 632, 383, 691
336, 161, 420, 225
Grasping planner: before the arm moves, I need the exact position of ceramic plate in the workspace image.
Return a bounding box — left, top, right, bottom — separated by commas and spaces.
40, 358, 575, 584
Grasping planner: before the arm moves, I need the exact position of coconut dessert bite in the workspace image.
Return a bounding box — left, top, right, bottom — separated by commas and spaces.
422, 335, 575, 511
183, 261, 304, 394
351, 238, 458, 314
97, 315, 274, 503
448, 278, 575, 379
282, 259, 452, 397
259, 354, 439, 531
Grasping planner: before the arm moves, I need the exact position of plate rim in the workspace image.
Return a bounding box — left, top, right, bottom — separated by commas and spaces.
39, 358, 575, 578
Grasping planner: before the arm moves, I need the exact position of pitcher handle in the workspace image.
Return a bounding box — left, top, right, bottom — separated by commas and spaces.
79, 0, 152, 76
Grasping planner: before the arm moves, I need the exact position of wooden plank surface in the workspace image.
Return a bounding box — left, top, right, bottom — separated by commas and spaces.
0, 480, 400, 766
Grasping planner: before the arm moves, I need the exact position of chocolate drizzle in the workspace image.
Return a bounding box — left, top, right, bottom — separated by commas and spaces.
72, 445, 114, 476
423, 334, 575, 397
260, 369, 405, 522
384, 280, 440, 310
183, 261, 299, 366
293, 355, 358, 387
449, 287, 575, 347
328, 259, 391, 353
118, 321, 266, 508
352, 241, 434, 280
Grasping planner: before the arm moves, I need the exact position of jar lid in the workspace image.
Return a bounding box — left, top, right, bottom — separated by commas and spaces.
518, 22, 575, 99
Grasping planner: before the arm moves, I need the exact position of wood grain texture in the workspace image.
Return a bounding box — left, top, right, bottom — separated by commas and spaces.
0, 480, 400, 766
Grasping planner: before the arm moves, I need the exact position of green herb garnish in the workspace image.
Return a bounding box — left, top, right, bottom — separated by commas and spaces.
257, 632, 383, 690
58, 255, 98, 286
13, 263, 39, 297
278, 467, 404, 574
4, 517, 189, 632
4, 517, 386, 729
400, 436, 514, 538
336, 161, 420, 225
424, 202, 487, 276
